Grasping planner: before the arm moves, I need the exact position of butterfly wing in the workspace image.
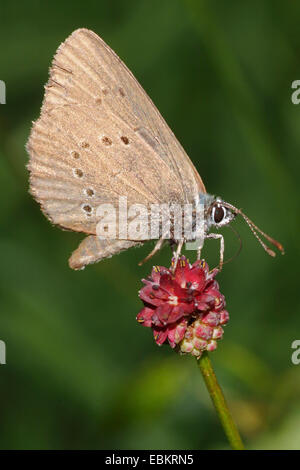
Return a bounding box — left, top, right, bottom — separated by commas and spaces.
68, 236, 142, 270
27, 28, 206, 266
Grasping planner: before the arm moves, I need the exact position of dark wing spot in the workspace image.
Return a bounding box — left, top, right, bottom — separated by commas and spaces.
120, 136, 129, 145
71, 151, 80, 159
82, 204, 92, 215
80, 141, 90, 148
101, 136, 112, 146
74, 168, 83, 178
86, 188, 94, 197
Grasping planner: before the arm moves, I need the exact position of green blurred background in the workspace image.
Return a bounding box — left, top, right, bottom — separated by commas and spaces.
0, 0, 299, 450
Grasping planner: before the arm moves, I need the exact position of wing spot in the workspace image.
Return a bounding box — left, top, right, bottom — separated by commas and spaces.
74, 168, 83, 178
119, 87, 125, 97
95, 97, 102, 104
71, 151, 80, 159
85, 188, 95, 197
120, 136, 129, 145
80, 141, 90, 148
82, 204, 93, 216
101, 136, 112, 146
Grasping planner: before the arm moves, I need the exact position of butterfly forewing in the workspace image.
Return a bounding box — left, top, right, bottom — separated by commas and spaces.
27, 28, 206, 265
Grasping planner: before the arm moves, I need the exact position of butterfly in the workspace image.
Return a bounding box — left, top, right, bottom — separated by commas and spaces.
27, 29, 284, 270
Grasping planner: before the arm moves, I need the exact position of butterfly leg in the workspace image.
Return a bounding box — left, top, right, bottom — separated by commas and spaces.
169, 239, 177, 257
171, 239, 184, 273
138, 236, 165, 266
206, 233, 224, 270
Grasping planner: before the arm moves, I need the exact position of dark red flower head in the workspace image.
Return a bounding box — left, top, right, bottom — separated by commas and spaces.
137, 257, 229, 357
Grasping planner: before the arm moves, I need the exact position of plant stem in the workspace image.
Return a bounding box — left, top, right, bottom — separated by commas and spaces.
197, 351, 245, 450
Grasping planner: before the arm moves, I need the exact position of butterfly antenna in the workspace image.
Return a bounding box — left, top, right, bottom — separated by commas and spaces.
222, 202, 285, 257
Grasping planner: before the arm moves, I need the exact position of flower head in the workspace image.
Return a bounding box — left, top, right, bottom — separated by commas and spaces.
137, 256, 229, 358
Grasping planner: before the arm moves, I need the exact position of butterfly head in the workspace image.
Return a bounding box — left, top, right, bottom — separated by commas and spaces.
203, 194, 284, 257
207, 197, 236, 229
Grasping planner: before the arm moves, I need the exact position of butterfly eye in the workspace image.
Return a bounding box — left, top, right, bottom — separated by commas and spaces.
213, 206, 225, 224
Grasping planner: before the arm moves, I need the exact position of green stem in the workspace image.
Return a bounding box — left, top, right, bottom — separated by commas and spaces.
197, 351, 245, 450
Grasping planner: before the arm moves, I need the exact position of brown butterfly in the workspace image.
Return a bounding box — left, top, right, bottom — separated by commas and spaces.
27, 29, 284, 270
